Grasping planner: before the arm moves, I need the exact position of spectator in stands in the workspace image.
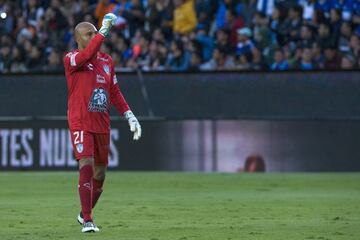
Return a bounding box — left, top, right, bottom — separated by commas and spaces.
1, 35, 13, 51
195, 0, 217, 31
270, 48, 289, 70
74, 0, 95, 25
236, 27, 255, 57
252, 11, 272, 51
293, 47, 317, 70
122, 0, 145, 38
146, 40, 167, 71
341, 53, 356, 69
324, 44, 342, 69
36, 15, 50, 48
299, 24, 315, 47
330, 8, 342, 45
156, 41, 169, 68
44, 0, 68, 49
251, 47, 267, 70
193, 25, 214, 62
145, 0, 163, 33
241, 0, 257, 26
269, 5, 287, 46
24, 0, 45, 28
100, 42, 111, 55
283, 5, 303, 44
166, 39, 191, 71
60, 0, 79, 24
1, 0, 360, 73
26, 46, 43, 72
183, 34, 199, 56
338, 21, 353, 53
312, 41, 325, 69
15, 16, 36, 43
235, 53, 251, 70
111, 51, 122, 68
47, 0, 68, 30
155, 0, 174, 40
46, 50, 63, 72
310, 9, 327, 28
127, 31, 151, 69
0, 45, 11, 73
151, 27, 166, 43
112, 0, 131, 35
317, 22, 336, 48
282, 44, 296, 66
110, 32, 131, 66
200, 47, 235, 70
224, 8, 245, 47
215, 28, 232, 55
9, 46, 27, 73
349, 34, 360, 58
188, 51, 202, 71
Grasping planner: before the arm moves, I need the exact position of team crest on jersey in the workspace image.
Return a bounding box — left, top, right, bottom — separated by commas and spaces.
88, 87, 108, 112
76, 144, 83, 153
103, 64, 110, 76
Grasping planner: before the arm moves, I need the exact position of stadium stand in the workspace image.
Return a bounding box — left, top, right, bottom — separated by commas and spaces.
0, 0, 360, 73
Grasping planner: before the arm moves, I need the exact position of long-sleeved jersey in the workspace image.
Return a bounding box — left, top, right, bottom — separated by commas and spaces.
63, 34, 129, 133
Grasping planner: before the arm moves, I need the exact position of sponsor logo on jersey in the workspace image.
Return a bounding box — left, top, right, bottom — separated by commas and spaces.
97, 56, 109, 62
88, 87, 108, 112
96, 74, 106, 83
103, 64, 110, 76
76, 143, 83, 153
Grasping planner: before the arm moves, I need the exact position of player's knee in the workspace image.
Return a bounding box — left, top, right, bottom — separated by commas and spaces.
94, 167, 106, 180
79, 158, 94, 169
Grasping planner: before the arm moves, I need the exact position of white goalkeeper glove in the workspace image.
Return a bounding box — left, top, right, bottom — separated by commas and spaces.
99, 13, 117, 37
124, 110, 142, 141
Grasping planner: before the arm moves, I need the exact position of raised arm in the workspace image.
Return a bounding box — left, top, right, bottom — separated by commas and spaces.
65, 34, 105, 71
64, 13, 117, 71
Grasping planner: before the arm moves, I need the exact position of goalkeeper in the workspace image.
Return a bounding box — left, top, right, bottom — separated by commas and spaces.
63, 13, 142, 233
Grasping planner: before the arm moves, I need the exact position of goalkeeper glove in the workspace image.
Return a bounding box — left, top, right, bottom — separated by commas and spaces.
124, 110, 142, 141
99, 13, 117, 37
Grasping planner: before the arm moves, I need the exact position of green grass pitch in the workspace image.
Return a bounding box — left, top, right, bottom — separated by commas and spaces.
0, 172, 359, 240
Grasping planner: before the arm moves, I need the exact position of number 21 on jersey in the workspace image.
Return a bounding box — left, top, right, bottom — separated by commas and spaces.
73, 131, 84, 144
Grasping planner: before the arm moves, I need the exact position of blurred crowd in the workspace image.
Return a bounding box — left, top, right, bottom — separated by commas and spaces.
1, 0, 360, 73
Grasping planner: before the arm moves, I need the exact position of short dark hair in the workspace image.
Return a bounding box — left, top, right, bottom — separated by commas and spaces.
244, 154, 266, 172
